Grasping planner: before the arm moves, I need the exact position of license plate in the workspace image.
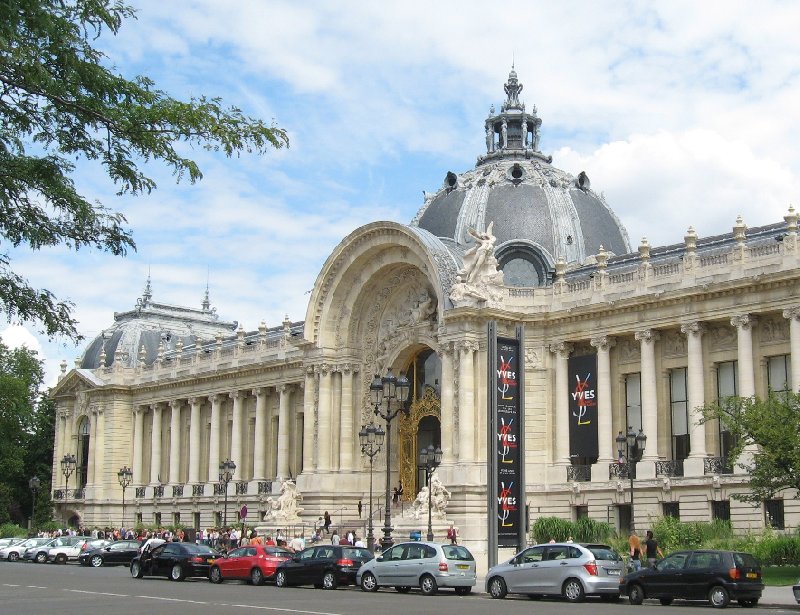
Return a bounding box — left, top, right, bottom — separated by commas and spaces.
746, 572, 758, 579
456, 564, 470, 570
607, 569, 620, 576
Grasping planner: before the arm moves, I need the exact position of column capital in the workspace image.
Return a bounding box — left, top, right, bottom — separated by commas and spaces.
150, 403, 162, 413
279, 383, 294, 395
316, 363, 331, 376
188, 396, 203, 407
229, 390, 244, 401
306, 365, 315, 377
169, 399, 182, 409
458, 340, 478, 353
680, 321, 705, 337
635, 329, 660, 343
548, 341, 573, 357
209, 393, 223, 404
251, 387, 266, 398
782, 307, 800, 321
590, 336, 616, 351
731, 313, 757, 330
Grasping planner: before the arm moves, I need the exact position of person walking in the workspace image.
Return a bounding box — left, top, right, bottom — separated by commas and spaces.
323, 511, 331, 534
628, 532, 642, 571
446, 524, 458, 545
644, 530, 663, 567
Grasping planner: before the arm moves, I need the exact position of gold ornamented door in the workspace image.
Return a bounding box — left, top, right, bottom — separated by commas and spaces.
398, 387, 441, 500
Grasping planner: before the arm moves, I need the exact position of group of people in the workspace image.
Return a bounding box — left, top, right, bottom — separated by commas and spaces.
627, 530, 664, 570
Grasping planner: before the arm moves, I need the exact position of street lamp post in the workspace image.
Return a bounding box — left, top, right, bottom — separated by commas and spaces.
28, 476, 40, 535
359, 421, 385, 553
218, 459, 236, 527
616, 426, 647, 532
60, 454, 76, 524
370, 367, 411, 551
419, 444, 443, 542
117, 466, 133, 529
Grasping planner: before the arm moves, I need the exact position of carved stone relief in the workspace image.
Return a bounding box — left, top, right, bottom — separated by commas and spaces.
760, 316, 789, 343
616, 337, 640, 363
706, 322, 737, 351
662, 330, 687, 357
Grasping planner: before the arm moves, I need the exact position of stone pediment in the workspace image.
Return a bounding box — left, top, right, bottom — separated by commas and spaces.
49, 368, 106, 398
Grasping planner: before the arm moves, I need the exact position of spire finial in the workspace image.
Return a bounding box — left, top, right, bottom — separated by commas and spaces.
202, 266, 211, 311
142, 271, 152, 304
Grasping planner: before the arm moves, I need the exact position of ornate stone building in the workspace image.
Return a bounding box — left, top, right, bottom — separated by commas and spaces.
51, 69, 800, 551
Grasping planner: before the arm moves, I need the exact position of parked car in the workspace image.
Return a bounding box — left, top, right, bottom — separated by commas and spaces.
0, 538, 26, 549
130, 542, 217, 581
357, 542, 476, 596
48, 537, 108, 564
209, 545, 292, 585
80, 540, 143, 567
792, 579, 800, 604
485, 542, 623, 602
619, 549, 763, 608
6, 537, 56, 563
275, 545, 373, 589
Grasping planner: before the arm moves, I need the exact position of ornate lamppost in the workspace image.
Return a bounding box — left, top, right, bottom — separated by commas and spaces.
370, 367, 410, 550
616, 426, 646, 532
218, 458, 236, 527
419, 444, 443, 542
117, 466, 133, 528
359, 421, 385, 553
60, 454, 76, 523
28, 476, 40, 535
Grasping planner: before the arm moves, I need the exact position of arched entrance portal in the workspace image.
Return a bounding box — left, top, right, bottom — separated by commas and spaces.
398, 349, 441, 498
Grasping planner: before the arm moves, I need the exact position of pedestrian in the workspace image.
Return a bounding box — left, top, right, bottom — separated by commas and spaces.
628, 531, 642, 571
323, 511, 331, 534
331, 530, 340, 545
358, 500, 363, 518
447, 524, 458, 545
644, 530, 664, 567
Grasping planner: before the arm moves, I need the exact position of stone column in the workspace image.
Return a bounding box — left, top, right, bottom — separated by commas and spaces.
252, 388, 267, 480
458, 341, 476, 462
277, 384, 292, 479
340, 364, 355, 471
440, 343, 455, 464
93, 408, 105, 495
681, 322, 707, 458
302, 368, 316, 472
317, 365, 332, 471
133, 407, 144, 484
168, 400, 182, 484
551, 342, 573, 464
635, 329, 660, 462
784, 308, 800, 392
188, 398, 201, 484
731, 314, 756, 397
590, 336, 616, 464
207, 394, 222, 483
88, 409, 98, 486
149, 404, 162, 484
230, 390, 244, 469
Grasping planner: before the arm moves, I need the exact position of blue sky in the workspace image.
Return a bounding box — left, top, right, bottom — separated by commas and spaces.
4, 0, 800, 386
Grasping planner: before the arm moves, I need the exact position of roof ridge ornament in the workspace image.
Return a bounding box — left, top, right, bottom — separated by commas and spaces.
502, 66, 523, 111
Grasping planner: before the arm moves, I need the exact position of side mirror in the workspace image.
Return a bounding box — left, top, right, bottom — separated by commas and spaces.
376, 555, 384, 562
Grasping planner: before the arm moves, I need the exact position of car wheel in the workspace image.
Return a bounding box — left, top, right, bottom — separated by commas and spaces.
8, 552, 19, 562
35, 552, 47, 564
454, 586, 471, 595
250, 567, 264, 586
628, 583, 645, 605
708, 585, 729, 608
55, 553, 67, 565
488, 576, 507, 599
322, 571, 338, 590
360, 572, 378, 592
420, 574, 438, 596
275, 570, 288, 588
660, 597, 674, 605
563, 578, 585, 603
209, 566, 223, 584
170, 563, 185, 582
131, 561, 143, 579
395, 586, 410, 593
90, 555, 103, 568
737, 599, 758, 608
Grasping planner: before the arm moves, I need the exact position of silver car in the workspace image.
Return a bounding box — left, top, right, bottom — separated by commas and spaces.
1, 537, 52, 562
357, 541, 476, 596
486, 542, 624, 602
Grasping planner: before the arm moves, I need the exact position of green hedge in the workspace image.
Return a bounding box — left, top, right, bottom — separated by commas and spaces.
0, 522, 27, 538
531, 516, 613, 544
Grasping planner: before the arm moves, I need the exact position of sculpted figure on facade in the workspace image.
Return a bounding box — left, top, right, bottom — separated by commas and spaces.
449, 222, 505, 308
411, 473, 451, 520
265, 480, 304, 522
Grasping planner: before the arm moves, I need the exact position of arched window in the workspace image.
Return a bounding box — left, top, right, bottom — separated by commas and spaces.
411, 348, 441, 399
77, 417, 90, 488
497, 243, 553, 287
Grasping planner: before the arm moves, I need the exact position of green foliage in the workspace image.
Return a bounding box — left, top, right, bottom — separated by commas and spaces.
0, 522, 27, 538
530, 516, 613, 544
0, 0, 288, 339
701, 391, 800, 503
650, 516, 704, 552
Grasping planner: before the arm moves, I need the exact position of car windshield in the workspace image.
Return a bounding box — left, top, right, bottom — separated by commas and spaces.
442, 545, 474, 561
587, 546, 621, 561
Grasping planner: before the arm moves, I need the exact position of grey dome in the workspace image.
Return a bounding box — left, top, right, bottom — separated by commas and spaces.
411, 69, 630, 285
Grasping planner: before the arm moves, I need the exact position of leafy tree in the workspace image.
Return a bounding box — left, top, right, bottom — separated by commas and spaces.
1, 0, 288, 339
700, 391, 800, 503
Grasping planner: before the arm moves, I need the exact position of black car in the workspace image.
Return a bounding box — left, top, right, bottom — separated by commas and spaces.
80, 540, 143, 567
130, 542, 217, 581
619, 549, 763, 608
275, 545, 373, 589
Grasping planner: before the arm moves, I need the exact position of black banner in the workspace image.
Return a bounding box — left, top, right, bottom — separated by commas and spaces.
495, 336, 521, 547
568, 354, 599, 459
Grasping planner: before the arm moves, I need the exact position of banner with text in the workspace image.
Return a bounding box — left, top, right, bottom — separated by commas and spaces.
495, 336, 521, 547
568, 354, 599, 459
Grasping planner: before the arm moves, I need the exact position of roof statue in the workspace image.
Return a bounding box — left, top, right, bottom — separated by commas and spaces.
449, 221, 505, 307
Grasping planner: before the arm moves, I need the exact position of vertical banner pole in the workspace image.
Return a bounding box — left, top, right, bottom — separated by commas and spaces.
516, 324, 526, 554
487, 321, 498, 569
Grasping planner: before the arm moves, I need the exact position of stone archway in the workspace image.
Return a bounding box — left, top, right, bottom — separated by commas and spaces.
398, 387, 441, 500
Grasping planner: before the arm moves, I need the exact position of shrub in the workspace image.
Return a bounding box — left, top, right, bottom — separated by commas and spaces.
530, 516, 614, 544
0, 522, 27, 538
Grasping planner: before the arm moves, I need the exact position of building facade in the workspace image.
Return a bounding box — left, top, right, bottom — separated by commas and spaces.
51, 70, 800, 552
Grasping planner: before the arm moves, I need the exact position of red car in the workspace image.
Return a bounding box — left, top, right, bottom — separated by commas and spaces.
209, 545, 292, 585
